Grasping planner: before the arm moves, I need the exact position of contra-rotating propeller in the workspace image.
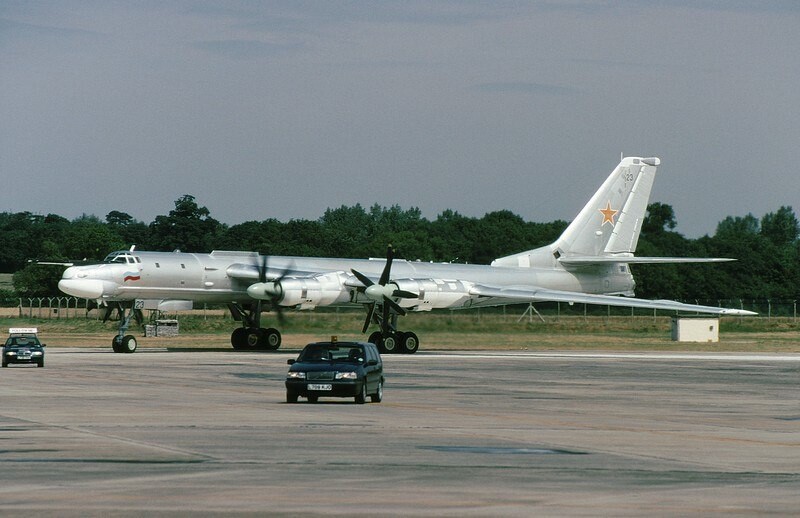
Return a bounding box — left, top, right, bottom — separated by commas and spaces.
245, 252, 290, 324
350, 245, 418, 334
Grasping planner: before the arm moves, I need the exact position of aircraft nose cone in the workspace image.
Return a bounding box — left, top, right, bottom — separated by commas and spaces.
58, 279, 106, 299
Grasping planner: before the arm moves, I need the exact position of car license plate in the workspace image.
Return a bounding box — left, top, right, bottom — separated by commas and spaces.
18, 355, 31, 360
308, 384, 332, 391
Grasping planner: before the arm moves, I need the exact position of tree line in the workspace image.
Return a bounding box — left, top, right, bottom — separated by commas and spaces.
3, 195, 798, 302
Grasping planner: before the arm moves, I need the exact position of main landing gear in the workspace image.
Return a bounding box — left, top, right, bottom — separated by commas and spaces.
227, 302, 282, 351
364, 309, 419, 355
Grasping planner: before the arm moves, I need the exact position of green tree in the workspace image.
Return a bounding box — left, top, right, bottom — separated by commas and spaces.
64, 215, 125, 260
106, 211, 150, 248
148, 195, 224, 252
761, 206, 798, 246
13, 263, 63, 297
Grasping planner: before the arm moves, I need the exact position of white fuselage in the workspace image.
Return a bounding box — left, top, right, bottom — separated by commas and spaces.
58, 249, 636, 311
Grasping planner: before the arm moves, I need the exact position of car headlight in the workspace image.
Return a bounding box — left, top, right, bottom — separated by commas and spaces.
5, 351, 16, 356
335, 371, 358, 380
286, 371, 306, 379
32, 352, 43, 356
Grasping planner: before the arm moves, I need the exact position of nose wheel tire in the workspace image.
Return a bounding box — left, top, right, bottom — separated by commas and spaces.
112, 335, 137, 353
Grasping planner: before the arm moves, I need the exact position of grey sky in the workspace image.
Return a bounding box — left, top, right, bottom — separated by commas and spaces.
2, 1, 799, 238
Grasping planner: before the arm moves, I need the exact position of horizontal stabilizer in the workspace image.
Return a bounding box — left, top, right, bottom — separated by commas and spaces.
559, 256, 736, 266
469, 285, 756, 316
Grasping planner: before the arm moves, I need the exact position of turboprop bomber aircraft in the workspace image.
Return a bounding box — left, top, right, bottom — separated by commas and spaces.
58, 156, 755, 354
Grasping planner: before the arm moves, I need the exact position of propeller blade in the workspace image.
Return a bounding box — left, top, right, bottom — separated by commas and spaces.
383, 295, 406, 316
381, 301, 391, 334
258, 252, 268, 283
350, 269, 374, 288
392, 289, 418, 299
361, 303, 375, 333
378, 245, 394, 286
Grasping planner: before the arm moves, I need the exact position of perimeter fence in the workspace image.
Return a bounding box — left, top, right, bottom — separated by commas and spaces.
3, 297, 798, 323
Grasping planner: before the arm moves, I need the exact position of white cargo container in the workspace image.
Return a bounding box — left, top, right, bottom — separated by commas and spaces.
671, 317, 719, 343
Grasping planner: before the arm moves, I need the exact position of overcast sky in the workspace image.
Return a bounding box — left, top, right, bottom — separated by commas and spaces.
2, 1, 798, 238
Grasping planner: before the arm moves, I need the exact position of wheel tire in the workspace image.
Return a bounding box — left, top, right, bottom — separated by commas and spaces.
355, 382, 367, 404
264, 328, 282, 350
400, 331, 419, 354
307, 395, 319, 404
231, 328, 247, 350
2, 361, 7, 368
37, 360, 44, 368
369, 332, 385, 353
121, 335, 137, 353
370, 380, 383, 403
245, 328, 264, 349
112, 336, 123, 353
286, 391, 298, 403
382, 333, 399, 354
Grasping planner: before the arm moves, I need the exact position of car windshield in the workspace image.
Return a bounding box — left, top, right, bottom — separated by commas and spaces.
6, 337, 40, 347
299, 345, 364, 363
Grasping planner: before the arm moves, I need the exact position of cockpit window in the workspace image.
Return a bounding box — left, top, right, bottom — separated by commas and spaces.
103, 252, 134, 264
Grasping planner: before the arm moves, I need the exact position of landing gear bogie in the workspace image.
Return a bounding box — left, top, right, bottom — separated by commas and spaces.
371, 330, 419, 354
231, 326, 281, 351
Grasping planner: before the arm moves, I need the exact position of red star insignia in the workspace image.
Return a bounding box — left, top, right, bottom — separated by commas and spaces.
599, 201, 618, 226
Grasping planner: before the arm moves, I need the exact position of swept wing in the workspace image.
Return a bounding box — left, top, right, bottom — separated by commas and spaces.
469, 284, 756, 316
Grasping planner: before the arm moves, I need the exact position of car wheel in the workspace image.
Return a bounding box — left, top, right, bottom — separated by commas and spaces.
307, 395, 319, 403
286, 391, 298, 403
37, 360, 44, 368
370, 380, 383, 403
355, 382, 367, 404
112, 336, 123, 353
2, 361, 7, 368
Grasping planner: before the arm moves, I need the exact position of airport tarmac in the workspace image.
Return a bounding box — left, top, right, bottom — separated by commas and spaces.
1, 348, 799, 516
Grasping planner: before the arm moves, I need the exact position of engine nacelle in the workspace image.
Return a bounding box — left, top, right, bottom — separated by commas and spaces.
390, 279, 472, 311
275, 273, 350, 309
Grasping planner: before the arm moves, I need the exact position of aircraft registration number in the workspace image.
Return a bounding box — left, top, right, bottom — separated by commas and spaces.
307, 384, 332, 391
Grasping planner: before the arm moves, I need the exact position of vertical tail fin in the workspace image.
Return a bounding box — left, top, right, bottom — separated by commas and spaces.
492, 157, 659, 267
555, 156, 659, 256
